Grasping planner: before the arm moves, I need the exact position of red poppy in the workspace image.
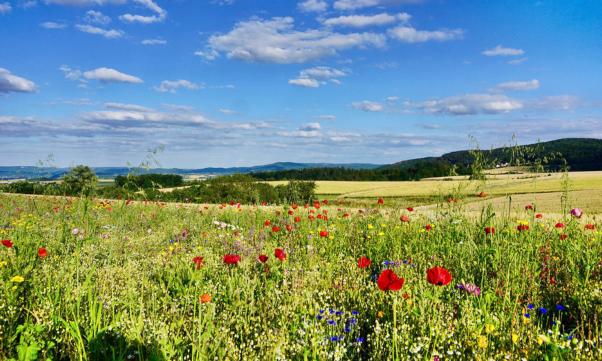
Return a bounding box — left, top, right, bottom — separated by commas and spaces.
258, 254, 268, 263
377, 269, 405, 291
585, 224, 596, 230
313, 202, 321, 209
426, 266, 452, 286
294, 216, 301, 223
406, 207, 414, 212
288, 210, 294, 215
559, 234, 568, 240
485, 227, 495, 235
2, 239, 13, 248
291, 203, 298, 209
424, 224, 433, 231
535, 213, 543, 219
38, 247, 48, 258
274, 248, 287, 261
192, 256, 204, 270
555, 223, 565, 229
517, 224, 529, 232
223, 254, 241, 265
286, 224, 293, 232
322, 199, 329, 205
342, 213, 350, 218
478, 191, 487, 198
357, 256, 372, 269
309, 215, 315, 221
271, 226, 281, 233
319, 230, 329, 238
400, 215, 410, 223
264, 220, 271, 227
525, 204, 534, 211
377, 198, 384, 205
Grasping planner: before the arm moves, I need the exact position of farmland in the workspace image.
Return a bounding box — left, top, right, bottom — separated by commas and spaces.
0, 180, 601, 360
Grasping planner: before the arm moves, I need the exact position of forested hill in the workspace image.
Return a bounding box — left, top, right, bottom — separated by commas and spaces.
252, 138, 602, 181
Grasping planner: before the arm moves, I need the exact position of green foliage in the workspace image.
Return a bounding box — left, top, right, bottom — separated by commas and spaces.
62, 165, 98, 196
0, 194, 600, 360
114, 174, 184, 189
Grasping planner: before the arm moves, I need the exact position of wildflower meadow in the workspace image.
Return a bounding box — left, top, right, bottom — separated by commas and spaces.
0, 194, 601, 360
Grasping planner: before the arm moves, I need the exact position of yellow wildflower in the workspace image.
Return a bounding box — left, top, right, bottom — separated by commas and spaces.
477, 335, 488, 348
10, 275, 25, 283
485, 324, 495, 334
512, 333, 519, 344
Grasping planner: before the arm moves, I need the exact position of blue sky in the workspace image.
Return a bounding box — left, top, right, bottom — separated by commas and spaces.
1, 0, 601, 167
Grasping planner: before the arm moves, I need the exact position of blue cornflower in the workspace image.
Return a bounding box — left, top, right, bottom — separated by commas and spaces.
524, 313, 531, 318
319, 309, 325, 314
403, 260, 409, 264
567, 335, 574, 341
351, 310, 359, 315
356, 337, 365, 343
327, 320, 336, 326
330, 336, 340, 342
383, 260, 391, 266
316, 315, 323, 320
556, 304, 566, 311
538, 307, 548, 315
527, 303, 535, 309
335, 311, 343, 316
329, 309, 335, 314
344, 327, 351, 333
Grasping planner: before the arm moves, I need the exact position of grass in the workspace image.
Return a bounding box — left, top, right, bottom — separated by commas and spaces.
0, 191, 601, 360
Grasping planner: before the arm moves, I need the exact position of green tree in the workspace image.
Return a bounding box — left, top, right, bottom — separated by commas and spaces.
62, 165, 98, 196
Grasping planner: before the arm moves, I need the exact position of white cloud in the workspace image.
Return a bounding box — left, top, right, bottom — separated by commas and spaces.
482, 45, 525, 57
288, 78, 320, 88
44, 0, 126, 4
141, 38, 166, 45
40, 21, 67, 29
298, 0, 327, 12
415, 93, 523, 115
529, 95, 580, 111
119, 0, 166, 24
0, 68, 37, 93
508, 57, 528, 65
82, 67, 143, 84
154, 79, 202, 93
289, 66, 348, 88
84, 10, 111, 24
352, 100, 384, 112
316, 114, 336, 121
299, 122, 321, 131
323, 12, 410, 28
495, 79, 540, 91
0, 2, 12, 13
76, 24, 124, 38
20, 0, 38, 8
388, 26, 463, 43
205, 17, 386, 64
219, 108, 238, 115
194, 48, 219, 61
333, 0, 423, 10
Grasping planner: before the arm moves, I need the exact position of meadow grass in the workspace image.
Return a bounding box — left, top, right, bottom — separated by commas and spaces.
0, 192, 601, 360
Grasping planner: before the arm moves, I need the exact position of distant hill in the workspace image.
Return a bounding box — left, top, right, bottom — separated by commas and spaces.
252, 138, 602, 181
0, 162, 381, 180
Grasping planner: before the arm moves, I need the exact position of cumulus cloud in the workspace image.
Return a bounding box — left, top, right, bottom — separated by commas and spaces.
298, 0, 327, 12
0, 68, 37, 93
482, 45, 525, 57
508, 57, 528, 65
82, 67, 143, 83
119, 0, 166, 24
299, 122, 321, 131
333, 0, 423, 11
352, 100, 384, 112
388, 26, 463, 43
84, 10, 111, 24
0, 2, 12, 13
76, 24, 124, 38
495, 79, 540, 91
205, 17, 386, 64
141, 38, 166, 45
414, 93, 523, 115
288, 78, 320, 88
289, 66, 348, 88
154, 79, 202, 93
323, 12, 410, 28
40, 21, 67, 29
